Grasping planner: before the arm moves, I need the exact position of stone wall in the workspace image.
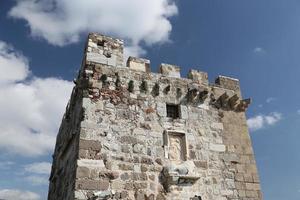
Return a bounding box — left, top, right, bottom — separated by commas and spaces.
48, 87, 83, 200
48, 33, 262, 200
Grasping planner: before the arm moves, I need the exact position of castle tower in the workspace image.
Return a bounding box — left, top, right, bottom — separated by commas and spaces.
48, 33, 263, 200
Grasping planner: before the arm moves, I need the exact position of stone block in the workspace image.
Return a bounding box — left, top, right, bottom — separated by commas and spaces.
134, 164, 141, 173
225, 178, 235, 189
127, 56, 150, 72
149, 174, 155, 181
220, 190, 233, 196
124, 182, 134, 190
135, 191, 147, 200
223, 153, 239, 163
120, 172, 130, 181
156, 193, 166, 200
121, 145, 131, 153
133, 182, 148, 189
116, 190, 129, 199
88, 40, 97, 48
141, 164, 148, 172
77, 159, 105, 168
120, 136, 139, 144
86, 52, 117, 66
244, 174, 253, 182
160, 63, 181, 78
78, 149, 88, 158
76, 166, 90, 178
215, 75, 240, 93
141, 157, 153, 165
133, 143, 146, 154
157, 102, 167, 117
235, 173, 244, 182
180, 105, 188, 119
74, 190, 86, 199
245, 190, 257, 197
238, 190, 246, 197
75, 179, 109, 190
79, 139, 102, 151
235, 182, 245, 190
111, 180, 124, 190
210, 122, 224, 131
209, 143, 226, 152
245, 183, 261, 191
187, 69, 208, 85
194, 161, 208, 169
132, 172, 148, 181
118, 163, 134, 171
99, 171, 119, 179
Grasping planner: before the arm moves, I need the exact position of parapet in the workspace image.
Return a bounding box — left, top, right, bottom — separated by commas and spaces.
85, 33, 124, 67
83, 33, 245, 96
127, 56, 150, 72
215, 75, 241, 93
187, 69, 208, 85
160, 63, 181, 78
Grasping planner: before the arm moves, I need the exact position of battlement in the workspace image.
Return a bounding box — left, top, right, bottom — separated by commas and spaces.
85, 33, 241, 94
82, 33, 249, 112
85, 33, 124, 67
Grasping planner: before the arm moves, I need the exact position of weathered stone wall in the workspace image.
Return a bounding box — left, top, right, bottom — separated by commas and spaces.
48, 33, 262, 200
48, 87, 83, 200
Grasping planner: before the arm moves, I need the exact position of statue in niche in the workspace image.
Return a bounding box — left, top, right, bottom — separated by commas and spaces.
162, 131, 200, 189
169, 134, 185, 162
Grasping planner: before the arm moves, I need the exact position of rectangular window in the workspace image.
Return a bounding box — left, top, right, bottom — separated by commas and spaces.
166, 104, 180, 119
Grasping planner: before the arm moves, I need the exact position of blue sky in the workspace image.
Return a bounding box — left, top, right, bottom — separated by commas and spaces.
0, 0, 299, 199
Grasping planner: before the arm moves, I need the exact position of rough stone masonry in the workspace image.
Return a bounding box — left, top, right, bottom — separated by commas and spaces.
48, 33, 263, 200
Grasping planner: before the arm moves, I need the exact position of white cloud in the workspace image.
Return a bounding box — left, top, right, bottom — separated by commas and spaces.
124, 45, 147, 59
247, 115, 264, 131
0, 189, 40, 200
247, 112, 282, 131
0, 41, 73, 157
24, 162, 51, 175
297, 110, 300, 115
24, 175, 48, 186
253, 47, 266, 54
9, 0, 178, 56
0, 41, 29, 83
15, 162, 52, 186
265, 112, 281, 125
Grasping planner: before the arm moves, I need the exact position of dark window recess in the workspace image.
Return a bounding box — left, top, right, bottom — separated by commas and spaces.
166, 104, 180, 119
190, 196, 202, 200
97, 40, 105, 46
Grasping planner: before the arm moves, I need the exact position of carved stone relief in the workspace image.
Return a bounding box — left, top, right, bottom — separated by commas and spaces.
169, 134, 185, 162
164, 130, 187, 162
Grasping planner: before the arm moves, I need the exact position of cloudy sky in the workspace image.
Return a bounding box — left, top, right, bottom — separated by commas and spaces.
0, 0, 300, 199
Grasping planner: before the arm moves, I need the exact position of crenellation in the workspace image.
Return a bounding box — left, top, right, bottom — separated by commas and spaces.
215, 75, 241, 96
127, 56, 150, 73
48, 33, 262, 200
85, 33, 124, 67
160, 63, 181, 78
187, 69, 208, 85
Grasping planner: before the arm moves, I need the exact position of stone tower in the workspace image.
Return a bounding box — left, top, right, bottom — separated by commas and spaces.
48, 33, 262, 200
